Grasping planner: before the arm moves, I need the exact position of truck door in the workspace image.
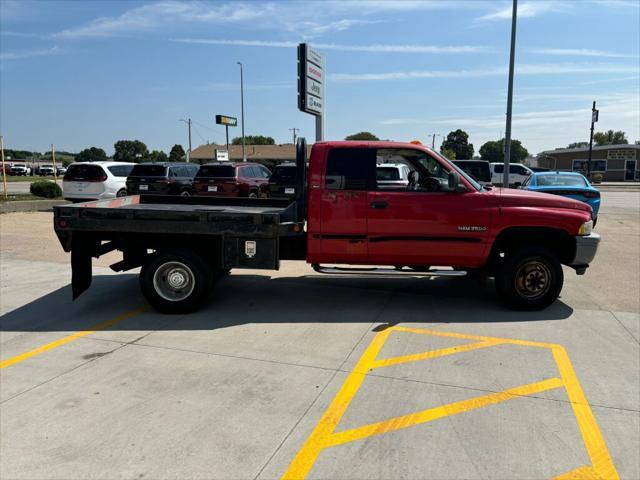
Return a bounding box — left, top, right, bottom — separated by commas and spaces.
367, 148, 492, 268
318, 147, 374, 263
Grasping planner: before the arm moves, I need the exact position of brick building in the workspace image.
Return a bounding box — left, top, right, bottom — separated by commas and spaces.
538, 144, 639, 181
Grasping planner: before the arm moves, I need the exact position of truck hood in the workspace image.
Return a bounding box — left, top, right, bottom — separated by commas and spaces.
491, 187, 592, 213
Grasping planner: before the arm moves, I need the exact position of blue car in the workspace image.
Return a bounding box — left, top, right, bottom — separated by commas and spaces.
521, 171, 601, 224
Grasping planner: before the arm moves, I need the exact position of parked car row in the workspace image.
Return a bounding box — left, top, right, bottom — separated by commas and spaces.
62, 161, 282, 202
1, 164, 67, 176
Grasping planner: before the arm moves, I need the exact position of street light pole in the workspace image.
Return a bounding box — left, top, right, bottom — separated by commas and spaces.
503, 0, 518, 188
237, 62, 246, 162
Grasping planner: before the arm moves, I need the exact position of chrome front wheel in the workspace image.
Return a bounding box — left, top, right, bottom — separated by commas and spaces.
152, 261, 195, 302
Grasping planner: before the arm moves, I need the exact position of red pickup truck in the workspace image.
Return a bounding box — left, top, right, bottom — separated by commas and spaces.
54, 139, 599, 313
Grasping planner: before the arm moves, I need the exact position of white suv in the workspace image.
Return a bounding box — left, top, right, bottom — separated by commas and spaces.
63, 161, 135, 202
490, 163, 533, 187
376, 163, 410, 189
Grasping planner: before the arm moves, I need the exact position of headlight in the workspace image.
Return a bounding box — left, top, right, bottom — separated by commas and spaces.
578, 220, 593, 236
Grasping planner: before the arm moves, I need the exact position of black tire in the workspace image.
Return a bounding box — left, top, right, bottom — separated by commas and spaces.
180, 190, 191, 197
116, 189, 127, 197
593, 217, 598, 228
248, 190, 258, 199
495, 246, 563, 310
139, 250, 214, 314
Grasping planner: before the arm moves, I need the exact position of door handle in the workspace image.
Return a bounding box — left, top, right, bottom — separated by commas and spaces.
371, 201, 389, 209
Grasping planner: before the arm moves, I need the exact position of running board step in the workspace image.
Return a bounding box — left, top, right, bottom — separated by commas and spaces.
312, 264, 467, 277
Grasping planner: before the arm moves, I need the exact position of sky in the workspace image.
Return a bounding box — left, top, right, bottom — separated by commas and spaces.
1, 0, 639, 156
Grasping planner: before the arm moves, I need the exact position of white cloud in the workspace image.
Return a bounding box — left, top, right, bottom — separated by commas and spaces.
580, 75, 640, 85
54, 1, 266, 39
172, 38, 493, 54
0, 46, 60, 61
477, 1, 567, 21
53, 1, 386, 40
530, 48, 639, 59
330, 63, 640, 82
50, 0, 521, 40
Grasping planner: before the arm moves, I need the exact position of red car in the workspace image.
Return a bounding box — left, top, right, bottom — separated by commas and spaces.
193, 162, 271, 198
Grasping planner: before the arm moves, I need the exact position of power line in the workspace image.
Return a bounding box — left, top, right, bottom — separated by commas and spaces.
191, 124, 209, 144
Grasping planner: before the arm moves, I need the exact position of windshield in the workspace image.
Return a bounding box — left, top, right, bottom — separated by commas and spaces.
433, 152, 483, 191
537, 174, 587, 187
197, 165, 236, 178
453, 161, 491, 183
64, 164, 105, 181
270, 165, 296, 182
129, 165, 168, 177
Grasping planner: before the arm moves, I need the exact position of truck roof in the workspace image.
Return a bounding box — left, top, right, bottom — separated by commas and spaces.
314, 140, 438, 153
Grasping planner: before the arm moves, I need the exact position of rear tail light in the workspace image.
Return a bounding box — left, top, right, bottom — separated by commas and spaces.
583, 191, 600, 198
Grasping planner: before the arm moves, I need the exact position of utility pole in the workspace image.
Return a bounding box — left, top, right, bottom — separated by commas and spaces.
0, 136, 7, 199
51, 144, 58, 182
289, 128, 299, 145
587, 101, 598, 179
427, 133, 442, 149
179, 119, 192, 162
237, 62, 246, 161
503, 0, 518, 188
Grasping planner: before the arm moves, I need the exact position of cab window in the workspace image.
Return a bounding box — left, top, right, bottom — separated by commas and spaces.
325, 148, 375, 190
375, 148, 455, 192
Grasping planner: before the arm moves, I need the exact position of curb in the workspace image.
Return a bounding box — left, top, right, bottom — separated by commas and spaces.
0, 199, 70, 214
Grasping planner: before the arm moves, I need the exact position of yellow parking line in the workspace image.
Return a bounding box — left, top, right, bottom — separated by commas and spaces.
370, 339, 503, 369
0, 307, 146, 369
392, 325, 559, 349
552, 346, 619, 480
281, 328, 392, 480
282, 326, 619, 480
326, 377, 563, 447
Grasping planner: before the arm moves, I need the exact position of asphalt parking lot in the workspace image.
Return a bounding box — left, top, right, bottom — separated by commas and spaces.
1, 191, 638, 480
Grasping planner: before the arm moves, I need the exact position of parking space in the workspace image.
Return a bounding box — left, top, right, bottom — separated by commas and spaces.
1, 191, 638, 479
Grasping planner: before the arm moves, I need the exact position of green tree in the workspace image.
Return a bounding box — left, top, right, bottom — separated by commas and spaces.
232, 135, 275, 145
441, 130, 474, 160
76, 147, 107, 163
593, 130, 628, 146
567, 142, 589, 149
147, 150, 168, 163
479, 139, 529, 163
4, 149, 37, 159
113, 140, 149, 163
344, 131, 380, 141
169, 144, 185, 162
440, 147, 456, 160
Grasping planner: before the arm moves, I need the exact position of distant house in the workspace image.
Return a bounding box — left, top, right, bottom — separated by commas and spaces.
538, 144, 639, 181
189, 144, 312, 168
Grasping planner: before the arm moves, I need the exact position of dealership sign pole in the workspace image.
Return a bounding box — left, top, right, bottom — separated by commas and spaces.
298, 43, 325, 142
216, 115, 238, 152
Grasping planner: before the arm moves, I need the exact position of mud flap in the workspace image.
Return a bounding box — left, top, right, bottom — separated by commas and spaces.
71, 236, 93, 300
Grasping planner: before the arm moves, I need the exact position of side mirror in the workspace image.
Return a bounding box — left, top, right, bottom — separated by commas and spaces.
448, 171, 460, 191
